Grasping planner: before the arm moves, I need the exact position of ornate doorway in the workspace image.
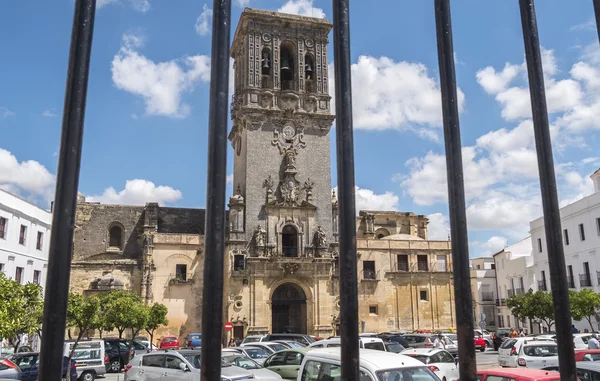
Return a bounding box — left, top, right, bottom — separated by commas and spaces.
271, 283, 307, 334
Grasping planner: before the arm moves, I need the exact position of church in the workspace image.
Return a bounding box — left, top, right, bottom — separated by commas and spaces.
68, 8, 456, 342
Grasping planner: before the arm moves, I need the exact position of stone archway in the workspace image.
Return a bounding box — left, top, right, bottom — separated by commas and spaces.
271, 282, 307, 334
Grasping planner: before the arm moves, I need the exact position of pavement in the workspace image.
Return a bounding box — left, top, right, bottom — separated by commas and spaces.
97, 348, 503, 380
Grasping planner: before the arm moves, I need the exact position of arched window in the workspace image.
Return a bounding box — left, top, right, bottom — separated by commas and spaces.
280, 42, 295, 90
108, 225, 123, 249
304, 54, 315, 92
375, 228, 390, 239
261, 48, 272, 88
282, 225, 298, 257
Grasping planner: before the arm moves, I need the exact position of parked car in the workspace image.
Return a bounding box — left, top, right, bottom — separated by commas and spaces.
241, 342, 289, 354
262, 348, 310, 379
401, 348, 459, 381
222, 354, 282, 379
516, 341, 558, 369
0, 357, 21, 379
575, 349, 600, 361
492, 327, 512, 351
308, 337, 387, 352
186, 333, 202, 348
7, 352, 77, 381
474, 334, 486, 352
377, 333, 409, 348
157, 335, 181, 350
474, 329, 493, 348
104, 338, 134, 373
382, 340, 405, 353
262, 334, 314, 346
474, 368, 561, 381
242, 335, 267, 345
298, 347, 441, 381
64, 339, 107, 381
498, 337, 528, 368
543, 362, 600, 380
401, 334, 435, 349
223, 347, 271, 365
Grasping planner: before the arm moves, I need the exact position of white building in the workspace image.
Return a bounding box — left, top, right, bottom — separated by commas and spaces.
470, 257, 498, 331
0, 190, 51, 287
493, 236, 535, 333
529, 169, 600, 332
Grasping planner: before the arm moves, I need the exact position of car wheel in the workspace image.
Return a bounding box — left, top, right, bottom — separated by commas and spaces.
110, 359, 121, 372
80, 371, 96, 381
480, 347, 485, 352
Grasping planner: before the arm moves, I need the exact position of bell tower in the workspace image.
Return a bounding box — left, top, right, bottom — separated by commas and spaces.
228, 8, 336, 259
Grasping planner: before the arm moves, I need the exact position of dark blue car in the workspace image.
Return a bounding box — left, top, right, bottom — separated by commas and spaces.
8, 352, 77, 381
186, 333, 202, 348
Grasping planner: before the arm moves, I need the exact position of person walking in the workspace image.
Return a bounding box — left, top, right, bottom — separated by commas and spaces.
573, 325, 580, 333
509, 328, 518, 338
433, 334, 446, 350
518, 328, 525, 337
588, 334, 599, 349
228, 338, 236, 347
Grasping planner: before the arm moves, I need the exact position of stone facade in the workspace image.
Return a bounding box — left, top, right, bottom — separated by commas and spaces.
68, 8, 455, 343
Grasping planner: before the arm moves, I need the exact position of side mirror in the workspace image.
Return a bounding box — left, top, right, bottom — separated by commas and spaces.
179, 362, 189, 372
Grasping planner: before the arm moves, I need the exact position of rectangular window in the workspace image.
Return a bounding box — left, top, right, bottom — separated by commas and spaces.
564, 229, 569, 245
597, 218, 600, 236
419, 290, 428, 301
580, 223, 586, 241
362, 261, 376, 280
417, 255, 428, 271
15, 267, 23, 284
491, 263, 495, 269
233, 255, 245, 271
19, 225, 27, 245
36, 232, 43, 251
369, 305, 378, 315
0, 217, 6, 239
396, 255, 408, 271
436, 255, 447, 272
538, 238, 542, 252
175, 264, 187, 281
33, 270, 41, 285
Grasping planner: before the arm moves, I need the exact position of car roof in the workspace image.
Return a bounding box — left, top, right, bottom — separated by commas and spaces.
270, 348, 311, 355
522, 340, 557, 346
303, 348, 424, 369
401, 348, 443, 356
480, 368, 560, 378
576, 349, 600, 353
574, 362, 600, 371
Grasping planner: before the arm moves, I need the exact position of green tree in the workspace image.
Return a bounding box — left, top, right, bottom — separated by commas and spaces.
0, 273, 44, 351
65, 293, 100, 381
102, 290, 143, 338
570, 289, 600, 331
528, 291, 555, 329
506, 289, 535, 323
145, 303, 168, 347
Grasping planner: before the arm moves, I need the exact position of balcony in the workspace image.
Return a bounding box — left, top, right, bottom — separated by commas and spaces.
394, 262, 409, 272
580, 273, 592, 287
360, 269, 380, 282
261, 75, 272, 89
282, 246, 298, 258
515, 288, 524, 295
305, 79, 315, 93
417, 262, 429, 272
567, 275, 575, 289
481, 292, 494, 302
168, 273, 194, 285
281, 80, 296, 91
495, 298, 506, 306
538, 280, 547, 291
331, 267, 340, 278
507, 289, 516, 298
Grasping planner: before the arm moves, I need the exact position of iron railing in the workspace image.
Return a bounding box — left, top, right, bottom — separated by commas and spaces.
508, 289, 515, 298
35, 0, 583, 380
580, 274, 593, 287
495, 298, 506, 307
538, 280, 547, 291
280, 80, 296, 91
395, 261, 409, 272
515, 288, 524, 295
417, 261, 429, 271
481, 292, 494, 302
360, 269, 379, 281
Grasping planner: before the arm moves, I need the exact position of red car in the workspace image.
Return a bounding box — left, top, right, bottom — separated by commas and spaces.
460, 368, 564, 381
474, 334, 486, 352
575, 349, 600, 361
157, 335, 180, 349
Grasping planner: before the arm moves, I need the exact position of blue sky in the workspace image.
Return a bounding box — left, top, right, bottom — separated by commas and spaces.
1, 0, 600, 258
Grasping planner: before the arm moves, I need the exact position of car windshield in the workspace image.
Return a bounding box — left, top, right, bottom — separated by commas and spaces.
496, 329, 510, 336
244, 348, 270, 359
404, 354, 430, 364
376, 366, 439, 381
189, 335, 201, 340
244, 337, 261, 343
364, 342, 385, 351
287, 342, 305, 348
384, 342, 405, 353
446, 334, 457, 341
163, 337, 176, 342
267, 343, 287, 352
523, 345, 558, 357
224, 356, 260, 369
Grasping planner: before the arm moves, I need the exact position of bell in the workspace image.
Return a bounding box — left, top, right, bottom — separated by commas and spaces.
280, 58, 291, 72
305, 63, 313, 73
262, 58, 270, 69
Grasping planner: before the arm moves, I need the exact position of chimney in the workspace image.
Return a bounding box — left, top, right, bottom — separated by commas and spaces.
591, 168, 600, 193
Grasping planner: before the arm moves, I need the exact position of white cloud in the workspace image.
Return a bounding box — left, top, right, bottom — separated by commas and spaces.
226, 173, 234, 185
111, 33, 211, 118
97, 0, 119, 8
87, 179, 182, 206
329, 57, 465, 137
277, 0, 325, 18
96, 0, 149, 11
427, 213, 450, 241
195, 4, 212, 36
42, 109, 58, 117
476, 62, 521, 94
234, 0, 250, 7
332, 186, 398, 213
0, 107, 15, 118
0, 148, 55, 200
473, 236, 508, 256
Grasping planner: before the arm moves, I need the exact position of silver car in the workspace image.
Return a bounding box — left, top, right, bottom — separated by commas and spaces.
222, 355, 282, 379
0, 358, 22, 379
223, 347, 271, 365
124, 350, 255, 381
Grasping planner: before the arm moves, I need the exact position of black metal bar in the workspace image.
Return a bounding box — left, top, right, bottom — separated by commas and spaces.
332, 0, 359, 380
200, 0, 231, 380
38, 1, 96, 380
594, 0, 600, 45
518, 1, 576, 380
434, 1, 476, 380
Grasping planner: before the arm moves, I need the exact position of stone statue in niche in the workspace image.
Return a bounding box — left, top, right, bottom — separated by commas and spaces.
263, 175, 275, 203
253, 225, 266, 247
315, 226, 327, 247
284, 148, 297, 170
303, 178, 314, 202
281, 179, 299, 206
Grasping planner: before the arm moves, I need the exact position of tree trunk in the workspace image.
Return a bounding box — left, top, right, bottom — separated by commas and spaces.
66, 330, 86, 381
586, 317, 595, 332
118, 328, 125, 339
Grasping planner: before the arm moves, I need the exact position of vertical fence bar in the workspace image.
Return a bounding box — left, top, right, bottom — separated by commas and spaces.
594, 0, 600, 45
38, 1, 96, 380
332, 1, 359, 380
434, 1, 476, 380
200, 0, 231, 380
518, 1, 576, 380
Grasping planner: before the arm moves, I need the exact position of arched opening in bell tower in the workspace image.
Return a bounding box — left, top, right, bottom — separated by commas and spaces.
261, 48, 272, 88
304, 54, 315, 93
279, 42, 295, 90
282, 225, 298, 257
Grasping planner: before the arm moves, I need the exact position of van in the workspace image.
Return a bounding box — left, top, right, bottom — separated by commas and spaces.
63, 339, 106, 381
308, 338, 387, 351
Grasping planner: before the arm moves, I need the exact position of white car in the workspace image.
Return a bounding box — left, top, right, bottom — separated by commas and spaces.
223, 347, 272, 365
222, 353, 282, 379
241, 341, 289, 354
498, 337, 528, 367
401, 348, 459, 381
308, 337, 387, 352
298, 348, 441, 381
516, 341, 559, 369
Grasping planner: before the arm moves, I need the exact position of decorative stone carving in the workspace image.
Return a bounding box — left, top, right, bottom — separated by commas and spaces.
303, 178, 314, 203
280, 175, 300, 206
272, 125, 306, 154
279, 262, 300, 276
253, 225, 266, 247
284, 148, 297, 170
315, 226, 326, 247
364, 214, 375, 234
263, 175, 275, 203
